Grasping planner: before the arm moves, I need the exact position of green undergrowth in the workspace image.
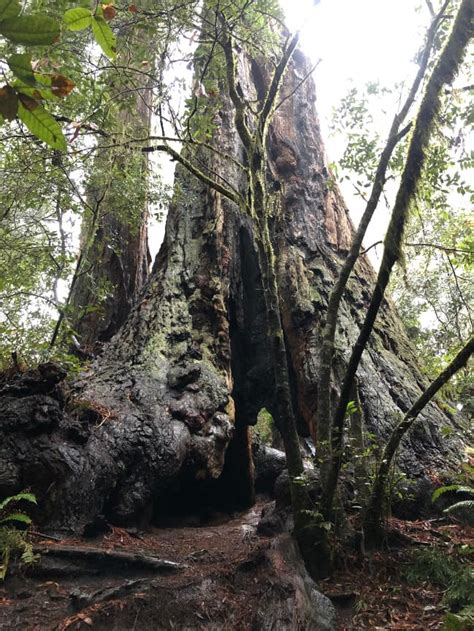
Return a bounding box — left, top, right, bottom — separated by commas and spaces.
251, 407, 274, 445
0, 492, 39, 580
405, 546, 474, 630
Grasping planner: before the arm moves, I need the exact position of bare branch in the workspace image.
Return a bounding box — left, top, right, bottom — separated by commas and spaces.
406, 241, 474, 254
444, 251, 474, 330
360, 241, 383, 256
425, 0, 436, 17
143, 143, 244, 207
218, 15, 253, 152
274, 58, 321, 113
259, 30, 300, 133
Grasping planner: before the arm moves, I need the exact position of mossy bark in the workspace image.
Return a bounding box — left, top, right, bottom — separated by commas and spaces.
66, 15, 156, 352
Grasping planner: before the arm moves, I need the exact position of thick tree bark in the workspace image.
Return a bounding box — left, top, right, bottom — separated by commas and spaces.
67, 152, 150, 352
66, 21, 154, 352
0, 41, 465, 537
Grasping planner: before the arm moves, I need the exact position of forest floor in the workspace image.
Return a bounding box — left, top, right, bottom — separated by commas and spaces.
0, 498, 472, 630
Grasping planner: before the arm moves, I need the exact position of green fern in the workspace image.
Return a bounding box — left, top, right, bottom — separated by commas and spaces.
0, 512, 32, 526
432, 484, 474, 518
405, 548, 474, 611
444, 500, 474, 515
444, 567, 474, 609
0, 491, 39, 580
405, 548, 457, 587
0, 493, 37, 512
443, 604, 474, 631
431, 484, 474, 503
0, 528, 39, 580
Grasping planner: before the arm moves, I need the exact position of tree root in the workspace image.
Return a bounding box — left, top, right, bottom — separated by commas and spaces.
31, 544, 184, 576
69, 577, 153, 611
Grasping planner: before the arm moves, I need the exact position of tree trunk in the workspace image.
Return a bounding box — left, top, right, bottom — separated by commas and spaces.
0, 45, 464, 535
67, 150, 150, 352
66, 22, 154, 352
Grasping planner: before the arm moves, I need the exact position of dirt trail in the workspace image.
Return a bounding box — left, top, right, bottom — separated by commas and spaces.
2, 503, 470, 630
0, 499, 313, 631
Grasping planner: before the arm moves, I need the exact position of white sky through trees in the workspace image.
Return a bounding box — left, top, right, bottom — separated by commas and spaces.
280, 0, 430, 261
281, 0, 427, 145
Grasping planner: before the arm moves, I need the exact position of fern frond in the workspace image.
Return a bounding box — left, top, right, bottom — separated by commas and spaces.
0, 493, 37, 512
20, 546, 39, 566
432, 484, 474, 503
444, 500, 474, 514
0, 512, 32, 525
443, 606, 474, 631
0, 526, 39, 580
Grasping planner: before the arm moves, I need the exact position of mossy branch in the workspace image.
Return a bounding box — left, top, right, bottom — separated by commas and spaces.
148, 143, 244, 208
316, 0, 451, 455
259, 30, 300, 134
322, 0, 473, 518
364, 334, 474, 540
218, 17, 253, 154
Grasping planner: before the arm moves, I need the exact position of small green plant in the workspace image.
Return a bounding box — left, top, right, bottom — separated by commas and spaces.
300, 509, 333, 532
432, 484, 474, 517
443, 604, 474, 631
345, 400, 360, 417
251, 408, 274, 445
405, 547, 474, 616
405, 547, 457, 588
0, 492, 39, 580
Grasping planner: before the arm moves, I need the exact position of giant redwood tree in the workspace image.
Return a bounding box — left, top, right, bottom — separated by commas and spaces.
0, 0, 471, 580
61, 1, 164, 351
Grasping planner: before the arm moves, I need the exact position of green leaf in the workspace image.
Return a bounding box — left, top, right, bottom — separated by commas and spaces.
0, 492, 37, 511
431, 484, 474, 502
0, 0, 20, 20
345, 400, 359, 417
0, 512, 32, 525
7, 54, 35, 85
432, 484, 459, 502
64, 7, 93, 31
91, 15, 116, 59
444, 499, 474, 514
431, 484, 474, 503
17, 100, 67, 150
13, 75, 58, 102
0, 15, 60, 45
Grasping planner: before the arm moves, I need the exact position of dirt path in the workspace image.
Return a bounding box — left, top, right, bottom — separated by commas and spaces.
1, 501, 275, 630
2, 499, 335, 631
1, 504, 471, 630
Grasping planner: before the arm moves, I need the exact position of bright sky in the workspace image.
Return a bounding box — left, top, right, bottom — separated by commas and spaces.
281, 0, 427, 143
280, 0, 430, 259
